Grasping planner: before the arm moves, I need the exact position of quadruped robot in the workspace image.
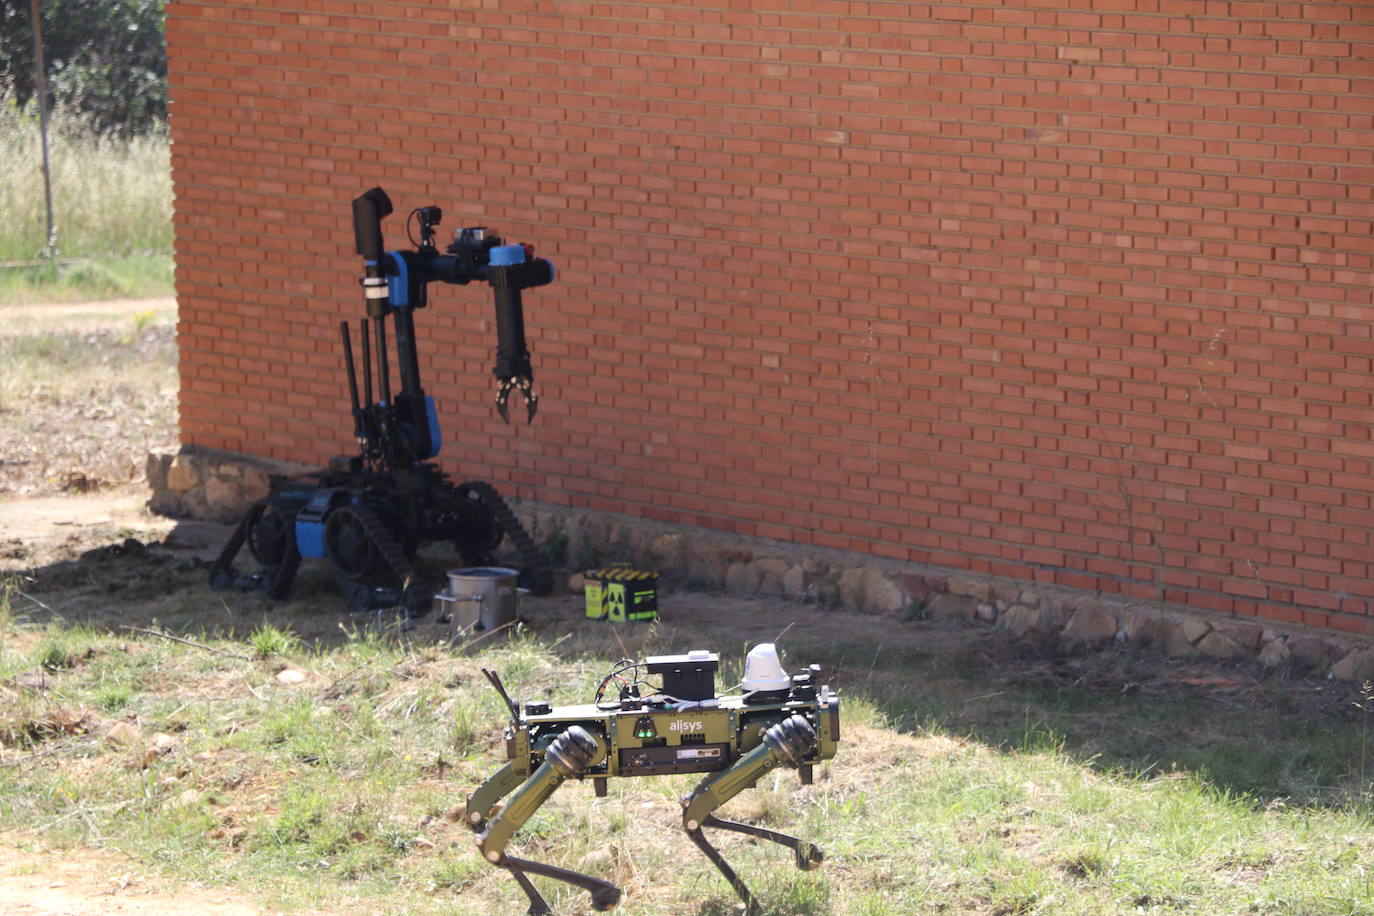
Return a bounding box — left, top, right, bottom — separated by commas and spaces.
209, 188, 555, 613
467, 644, 842, 913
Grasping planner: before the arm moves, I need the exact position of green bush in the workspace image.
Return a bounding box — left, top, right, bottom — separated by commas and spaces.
1, 0, 166, 137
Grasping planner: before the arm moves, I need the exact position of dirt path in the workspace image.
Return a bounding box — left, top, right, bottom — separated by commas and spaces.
0, 489, 187, 568
0, 844, 262, 915
0, 297, 176, 335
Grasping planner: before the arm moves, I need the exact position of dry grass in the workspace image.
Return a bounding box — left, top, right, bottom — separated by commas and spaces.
0, 98, 171, 260
0, 318, 178, 497
2, 613, 1374, 916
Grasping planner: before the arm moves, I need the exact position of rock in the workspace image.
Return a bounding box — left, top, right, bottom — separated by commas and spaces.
861, 567, 905, 614
1060, 606, 1119, 646
899, 575, 931, 607
925, 593, 979, 621
105, 721, 143, 747
145, 452, 173, 491
1039, 595, 1070, 628
1218, 622, 1264, 651
838, 568, 866, 611
204, 475, 244, 519
975, 603, 997, 622
948, 578, 991, 602
753, 558, 790, 594
166, 455, 200, 492
628, 529, 653, 567
1000, 604, 1044, 636
724, 562, 759, 596
568, 573, 585, 593
1330, 650, 1374, 683
992, 583, 1020, 609
1159, 618, 1195, 657
177, 789, 200, 807
1118, 610, 1159, 645
180, 488, 210, 520
650, 534, 687, 574
152, 732, 177, 753
1258, 638, 1291, 669
1018, 590, 1044, 609
1288, 636, 1338, 670
1197, 631, 1245, 660
275, 668, 306, 685
686, 548, 726, 588
1182, 618, 1212, 643
581, 848, 615, 870
147, 489, 183, 518
782, 566, 808, 600
241, 466, 271, 502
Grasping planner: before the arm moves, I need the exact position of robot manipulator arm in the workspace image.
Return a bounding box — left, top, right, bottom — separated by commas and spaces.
350, 187, 555, 426
487, 250, 553, 423
421, 221, 554, 423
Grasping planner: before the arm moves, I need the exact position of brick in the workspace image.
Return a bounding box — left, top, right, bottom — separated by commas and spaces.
168, 0, 1374, 637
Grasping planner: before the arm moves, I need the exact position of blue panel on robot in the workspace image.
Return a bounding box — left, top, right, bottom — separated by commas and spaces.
296, 520, 327, 558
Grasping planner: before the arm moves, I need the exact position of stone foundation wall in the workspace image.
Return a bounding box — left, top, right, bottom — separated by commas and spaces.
147, 447, 1374, 684
511, 504, 1374, 684
145, 446, 312, 522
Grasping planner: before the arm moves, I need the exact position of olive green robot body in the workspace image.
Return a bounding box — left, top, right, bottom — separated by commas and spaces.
467, 651, 840, 914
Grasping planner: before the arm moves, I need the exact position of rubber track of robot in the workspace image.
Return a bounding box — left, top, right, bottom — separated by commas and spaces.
460, 480, 554, 596
346, 502, 417, 594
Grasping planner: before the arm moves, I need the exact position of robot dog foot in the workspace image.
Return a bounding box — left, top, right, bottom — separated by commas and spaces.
497, 853, 621, 913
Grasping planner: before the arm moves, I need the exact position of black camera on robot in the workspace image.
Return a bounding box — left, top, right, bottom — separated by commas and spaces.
378, 206, 554, 308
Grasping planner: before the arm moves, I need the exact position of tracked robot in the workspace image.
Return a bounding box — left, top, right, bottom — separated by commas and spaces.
209, 188, 554, 613
467, 644, 841, 913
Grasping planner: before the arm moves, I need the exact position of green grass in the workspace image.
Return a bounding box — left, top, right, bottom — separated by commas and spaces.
0, 253, 173, 304
247, 622, 301, 659
1, 613, 1373, 915
0, 95, 172, 302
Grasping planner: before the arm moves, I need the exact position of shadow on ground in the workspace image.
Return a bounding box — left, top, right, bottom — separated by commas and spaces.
10, 513, 1372, 810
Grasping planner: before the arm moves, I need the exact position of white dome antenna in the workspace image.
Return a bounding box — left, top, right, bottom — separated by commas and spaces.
742, 643, 790, 693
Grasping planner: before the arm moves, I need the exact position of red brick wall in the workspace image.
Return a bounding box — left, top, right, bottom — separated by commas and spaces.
167, 1, 1374, 633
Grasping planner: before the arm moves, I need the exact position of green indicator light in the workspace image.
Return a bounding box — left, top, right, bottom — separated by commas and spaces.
634, 716, 656, 739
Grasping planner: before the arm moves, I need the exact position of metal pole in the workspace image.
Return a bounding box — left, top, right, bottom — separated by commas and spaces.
29, 0, 56, 258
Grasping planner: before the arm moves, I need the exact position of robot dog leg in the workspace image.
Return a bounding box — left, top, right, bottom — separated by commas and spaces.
472, 727, 621, 915
681, 715, 824, 914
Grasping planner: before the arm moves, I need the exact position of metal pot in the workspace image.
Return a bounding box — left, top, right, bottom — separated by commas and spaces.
445, 566, 519, 631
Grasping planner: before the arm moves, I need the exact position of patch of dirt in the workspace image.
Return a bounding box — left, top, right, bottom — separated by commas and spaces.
0, 843, 262, 915
0, 321, 178, 499
0, 489, 211, 570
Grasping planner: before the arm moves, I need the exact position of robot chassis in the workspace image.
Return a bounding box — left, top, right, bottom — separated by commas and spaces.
468, 648, 841, 914
209, 187, 554, 613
